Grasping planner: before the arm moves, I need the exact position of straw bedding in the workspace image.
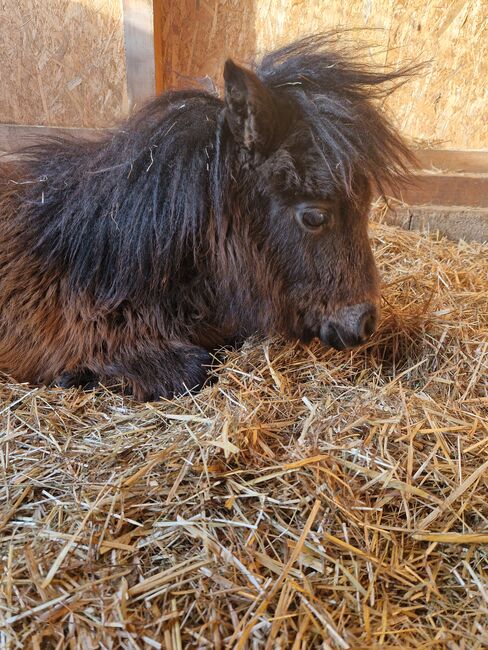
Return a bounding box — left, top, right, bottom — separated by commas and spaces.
1, 221, 487, 649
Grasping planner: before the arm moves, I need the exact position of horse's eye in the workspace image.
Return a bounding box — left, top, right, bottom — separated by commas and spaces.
296, 208, 331, 232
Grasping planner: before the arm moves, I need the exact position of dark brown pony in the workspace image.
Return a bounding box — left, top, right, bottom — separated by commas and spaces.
0, 34, 417, 400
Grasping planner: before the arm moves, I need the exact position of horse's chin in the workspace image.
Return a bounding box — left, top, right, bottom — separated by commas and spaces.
299, 331, 315, 345
291, 326, 318, 346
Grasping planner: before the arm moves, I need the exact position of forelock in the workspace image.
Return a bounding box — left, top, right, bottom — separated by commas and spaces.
255, 32, 422, 198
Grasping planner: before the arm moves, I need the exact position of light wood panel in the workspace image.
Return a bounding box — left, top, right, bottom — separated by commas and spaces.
155, 0, 256, 92
0, 0, 128, 128
154, 0, 488, 149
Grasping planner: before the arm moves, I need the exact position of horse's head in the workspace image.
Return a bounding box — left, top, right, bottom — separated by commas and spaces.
219, 36, 416, 349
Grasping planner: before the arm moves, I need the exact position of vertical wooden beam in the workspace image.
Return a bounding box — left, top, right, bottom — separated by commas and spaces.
122, 0, 156, 109
153, 0, 164, 95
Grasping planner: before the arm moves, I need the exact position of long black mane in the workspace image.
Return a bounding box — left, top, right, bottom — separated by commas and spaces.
7, 33, 418, 308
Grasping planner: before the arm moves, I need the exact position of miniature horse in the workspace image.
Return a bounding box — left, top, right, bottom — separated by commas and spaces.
0, 34, 417, 400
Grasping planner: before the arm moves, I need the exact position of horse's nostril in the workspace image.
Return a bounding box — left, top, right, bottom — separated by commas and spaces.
320, 321, 347, 351
359, 312, 377, 341
320, 303, 378, 350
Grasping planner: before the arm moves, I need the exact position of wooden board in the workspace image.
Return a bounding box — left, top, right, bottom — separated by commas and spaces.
385, 205, 488, 243
416, 150, 488, 175
0, 123, 105, 157
398, 174, 488, 209
122, 0, 156, 110
384, 0, 488, 150
0, 0, 128, 128
155, 0, 257, 92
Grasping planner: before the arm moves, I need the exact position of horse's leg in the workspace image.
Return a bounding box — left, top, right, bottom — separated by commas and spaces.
100, 342, 213, 401
55, 368, 99, 390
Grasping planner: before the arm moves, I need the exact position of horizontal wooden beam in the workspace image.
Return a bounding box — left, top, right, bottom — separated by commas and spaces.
396, 174, 488, 209
0, 123, 103, 155
416, 149, 488, 174
385, 206, 488, 243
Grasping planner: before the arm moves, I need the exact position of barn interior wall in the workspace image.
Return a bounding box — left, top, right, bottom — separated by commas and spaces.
156, 0, 488, 150
1, 0, 486, 149
155, 0, 256, 95
0, 0, 128, 128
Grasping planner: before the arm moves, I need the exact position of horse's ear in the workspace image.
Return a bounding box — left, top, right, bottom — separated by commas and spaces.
223, 59, 277, 154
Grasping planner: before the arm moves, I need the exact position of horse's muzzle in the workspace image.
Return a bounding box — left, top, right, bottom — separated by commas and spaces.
320, 303, 378, 350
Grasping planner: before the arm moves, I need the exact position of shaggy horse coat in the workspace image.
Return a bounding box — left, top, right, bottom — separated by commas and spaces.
0, 35, 417, 400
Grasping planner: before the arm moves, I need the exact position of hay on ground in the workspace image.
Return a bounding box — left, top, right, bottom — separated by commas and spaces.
0, 222, 487, 649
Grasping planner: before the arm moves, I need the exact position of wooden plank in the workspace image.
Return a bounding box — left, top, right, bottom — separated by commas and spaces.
122, 0, 156, 109
0, 123, 104, 155
0, 0, 127, 129
154, 0, 257, 92
153, 0, 165, 95
396, 174, 488, 209
385, 206, 488, 243
416, 150, 488, 174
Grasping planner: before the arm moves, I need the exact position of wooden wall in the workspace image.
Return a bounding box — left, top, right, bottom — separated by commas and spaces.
155, 0, 488, 150
1, 0, 486, 149
0, 0, 128, 128
155, 0, 256, 95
